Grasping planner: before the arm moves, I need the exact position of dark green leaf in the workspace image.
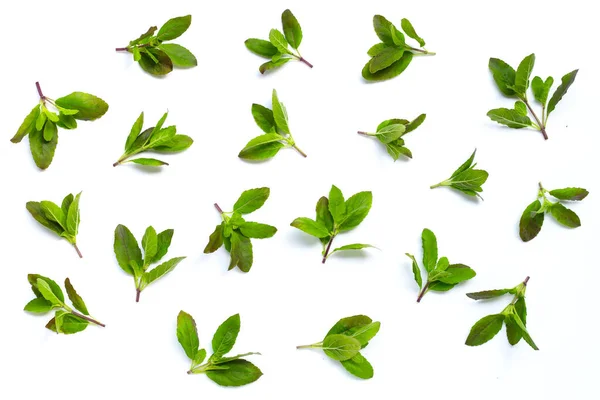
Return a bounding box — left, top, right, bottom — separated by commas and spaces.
238, 133, 284, 160
138, 50, 173, 76
369, 47, 405, 73
421, 228, 437, 273
290, 217, 330, 238
547, 70, 578, 116
29, 128, 58, 169
157, 15, 191, 41
322, 334, 361, 361
514, 54, 535, 97
128, 158, 169, 166
159, 43, 197, 67
406, 113, 426, 133
27, 201, 64, 235
406, 253, 422, 289
204, 224, 224, 253
64, 278, 89, 315
466, 289, 511, 300
506, 312, 538, 350
228, 231, 253, 272
465, 314, 505, 346
362, 52, 413, 82
487, 108, 534, 129
401, 18, 425, 47
153, 229, 174, 263
233, 187, 270, 214
549, 187, 588, 201
245, 38, 278, 58
282, 9, 302, 49
251, 104, 276, 133
519, 200, 544, 242
144, 256, 186, 286
259, 58, 290, 74
177, 310, 199, 360
506, 298, 527, 345
12, 104, 40, 143
315, 197, 334, 233
114, 224, 142, 276
489, 58, 516, 96
341, 353, 373, 379
55, 92, 108, 121
437, 264, 476, 284
206, 359, 262, 387
549, 203, 581, 228
372, 15, 395, 45
239, 222, 277, 239
212, 314, 241, 360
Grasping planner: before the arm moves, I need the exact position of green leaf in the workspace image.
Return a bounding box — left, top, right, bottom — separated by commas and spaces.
228, 232, 253, 272
37, 278, 62, 306
245, 39, 278, 58
375, 123, 405, 143
451, 149, 476, 178
506, 312, 538, 350
406, 253, 422, 289
271, 89, 290, 134
421, 228, 437, 273
367, 43, 389, 57
238, 133, 284, 160
114, 224, 142, 276
138, 50, 173, 76
233, 187, 270, 214
450, 170, 489, 194
251, 104, 276, 133
159, 43, 197, 67
282, 9, 302, 49
549, 187, 588, 201
29, 128, 58, 170
204, 224, 224, 253
487, 108, 534, 129
239, 222, 277, 239
322, 334, 361, 361
54, 92, 108, 121
268, 29, 290, 54
61, 194, 74, 216
437, 264, 476, 284
329, 243, 375, 256
372, 15, 395, 45
60, 314, 88, 334
514, 101, 527, 116
153, 135, 193, 152
157, 15, 191, 41
328, 185, 346, 224
385, 141, 411, 160
369, 47, 405, 73
194, 349, 207, 365
40, 201, 66, 229
506, 298, 527, 345
315, 197, 334, 233
57, 113, 77, 130
342, 322, 381, 347
465, 314, 505, 347
126, 112, 144, 151
435, 256, 449, 272
259, 58, 290, 74
547, 70, 578, 116
466, 289, 511, 300
406, 113, 426, 133
64, 278, 89, 315
362, 52, 413, 82
531, 76, 554, 106
327, 315, 372, 337
153, 229, 174, 263
28, 275, 64, 302
428, 281, 456, 292
206, 359, 262, 387
12, 104, 40, 143
43, 120, 57, 141
66, 192, 81, 237
27, 201, 64, 235
549, 203, 581, 228
290, 217, 330, 238
130, 26, 157, 46
489, 58, 516, 96
390, 25, 406, 46
401, 18, 425, 47
128, 158, 169, 166
177, 311, 199, 360
341, 353, 373, 379
339, 191, 372, 231
519, 200, 544, 242
142, 226, 158, 266
24, 297, 53, 313
514, 54, 535, 97
212, 314, 241, 360
143, 256, 186, 286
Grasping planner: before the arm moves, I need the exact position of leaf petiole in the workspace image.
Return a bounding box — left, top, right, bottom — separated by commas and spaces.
296, 342, 323, 349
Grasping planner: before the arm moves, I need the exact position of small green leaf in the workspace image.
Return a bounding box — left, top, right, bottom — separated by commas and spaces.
54, 92, 109, 121
421, 228, 437, 273
259, 58, 290, 74
405, 113, 426, 133
239, 222, 277, 239
369, 47, 405, 73
328, 185, 346, 224
514, 54, 535, 97
245, 39, 278, 58
24, 297, 53, 313
206, 359, 262, 387
228, 231, 253, 272
406, 253, 422, 289
341, 353, 373, 380
290, 217, 330, 238
126, 112, 144, 151
322, 334, 361, 361
40, 201, 66, 229
549, 187, 588, 201
157, 15, 191, 41
466, 289, 511, 300
43, 120, 57, 141
400, 18, 425, 47
27, 201, 64, 235
36, 111, 47, 131
128, 158, 169, 166
233, 187, 270, 214
37, 278, 63, 306
251, 104, 276, 133
489, 58, 516, 96
465, 314, 505, 347
531, 76, 554, 106
428, 281, 456, 292
29, 128, 58, 170
372, 15, 395, 45
519, 200, 544, 242
487, 108, 534, 129
142, 226, 158, 266
437, 264, 476, 284
204, 224, 224, 253
271, 89, 290, 134
268, 29, 290, 55
329, 243, 375, 256
114, 224, 142, 276
282, 9, 302, 49
28, 274, 64, 302
159, 43, 197, 67
375, 123, 405, 143
506, 298, 527, 345
362, 52, 413, 82
64, 278, 89, 315
59, 314, 89, 334
342, 321, 380, 347
339, 191, 372, 231
144, 257, 186, 286
12, 104, 40, 143
138, 50, 173, 76
315, 197, 334, 233
212, 314, 241, 360
177, 310, 199, 360
547, 70, 578, 117
66, 192, 81, 237
194, 349, 207, 365
367, 43, 389, 57
153, 135, 193, 153
238, 133, 284, 160
154, 229, 174, 263
514, 101, 528, 116
506, 312, 538, 350
327, 315, 373, 337
549, 203, 581, 228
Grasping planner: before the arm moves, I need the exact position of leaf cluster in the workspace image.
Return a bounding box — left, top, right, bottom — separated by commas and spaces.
430, 149, 488, 199
519, 183, 588, 242
26, 192, 82, 258
204, 188, 277, 272
245, 9, 312, 74
178, 312, 262, 386
363, 16, 434, 82
407, 228, 476, 302
465, 277, 538, 350
24, 274, 104, 334
488, 54, 578, 139
12, 83, 108, 169
119, 15, 197, 76
239, 90, 306, 160
358, 114, 426, 160
297, 315, 380, 379
291, 185, 375, 263
114, 111, 193, 167
114, 224, 186, 302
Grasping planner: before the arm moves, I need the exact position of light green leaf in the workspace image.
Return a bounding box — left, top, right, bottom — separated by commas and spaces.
143, 256, 186, 286
405, 113, 426, 133
401, 18, 425, 47
362, 52, 413, 82
271, 89, 289, 134
329, 243, 375, 256
212, 314, 241, 360
55, 92, 109, 121
238, 133, 284, 160
128, 158, 169, 166
126, 112, 144, 151
322, 334, 361, 361
531, 76, 554, 106
259, 58, 290, 74
290, 217, 330, 238
375, 123, 405, 143
114, 224, 142, 276
153, 229, 174, 263
142, 226, 158, 266
437, 264, 476, 284
29, 128, 58, 170
24, 297, 53, 313
421, 228, 437, 273
372, 15, 395, 45
547, 70, 578, 117
341, 353, 373, 380
549, 187, 588, 201
466, 289, 511, 300
514, 54, 535, 97
40, 201, 66, 229
268, 29, 290, 55
233, 187, 270, 214
339, 191, 372, 231
465, 314, 505, 347
239, 222, 277, 239
245, 39, 278, 58
157, 15, 191, 41
66, 192, 81, 237
177, 310, 199, 360
37, 278, 62, 306
12, 104, 40, 143
487, 108, 534, 129
64, 278, 89, 315
159, 43, 197, 67
406, 253, 422, 289
369, 47, 405, 73
43, 120, 57, 141
251, 104, 276, 133
153, 135, 193, 153
328, 185, 346, 224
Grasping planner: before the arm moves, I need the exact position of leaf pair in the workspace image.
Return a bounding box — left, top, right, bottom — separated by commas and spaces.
358, 114, 426, 160
430, 149, 489, 199
466, 277, 538, 350
117, 15, 197, 76
297, 315, 380, 379
245, 9, 312, 74
25, 274, 104, 334
178, 312, 262, 386
12, 82, 108, 169
363, 16, 435, 82
27, 192, 83, 258
113, 112, 193, 167
204, 188, 277, 272
291, 185, 375, 263
519, 183, 588, 242
239, 90, 306, 160
114, 225, 185, 301
407, 228, 476, 302
488, 54, 578, 139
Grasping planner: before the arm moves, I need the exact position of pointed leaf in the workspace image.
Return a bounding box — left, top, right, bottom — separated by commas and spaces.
514, 54, 535, 97
341, 353, 374, 379
362, 52, 413, 82
159, 43, 197, 67
66, 192, 81, 237
29, 128, 58, 170
372, 15, 395, 45
27, 201, 64, 235
437, 264, 476, 284
128, 158, 169, 166
239, 222, 277, 239
282, 9, 302, 49
204, 223, 224, 253
153, 229, 174, 263
406, 253, 422, 289
251, 104, 276, 133
290, 217, 330, 238
322, 334, 361, 361
64, 278, 89, 315
339, 191, 372, 231
54, 92, 108, 121
233, 187, 270, 214
369, 47, 405, 73
12, 104, 40, 143
157, 15, 191, 41
212, 314, 241, 360
144, 256, 185, 286
206, 359, 262, 387
547, 70, 578, 116
549, 187, 588, 201
24, 297, 53, 313
142, 226, 158, 266
238, 133, 284, 160
245, 39, 278, 58
268, 29, 290, 54
177, 310, 200, 360
489, 58, 516, 96
114, 224, 142, 276
228, 232, 253, 272
421, 228, 437, 273
549, 203, 581, 228
126, 112, 144, 151
487, 108, 534, 129
466, 289, 511, 300
465, 314, 505, 347
519, 200, 544, 242
401, 18, 425, 47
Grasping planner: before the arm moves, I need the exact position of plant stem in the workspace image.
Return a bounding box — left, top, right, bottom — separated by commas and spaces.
135, 288, 141, 303
430, 181, 447, 189
523, 100, 548, 140
299, 57, 313, 68
292, 144, 307, 158
523, 276, 530, 286
214, 203, 224, 214
408, 46, 436, 55
322, 236, 335, 263
115, 47, 129, 52
296, 342, 322, 349
416, 282, 430, 303
73, 244, 83, 258
357, 131, 370, 136
35, 81, 45, 100
71, 311, 105, 327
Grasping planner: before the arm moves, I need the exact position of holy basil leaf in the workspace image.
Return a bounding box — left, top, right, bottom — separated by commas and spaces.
514, 54, 535, 98
406, 253, 422, 289
291, 218, 330, 238
401, 18, 425, 47
12, 104, 40, 143
281, 9, 302, 49
362, 52, 413, 82
233, 187, 270, 214
322, 334, 361, 361
547, 70, 578, 117
211, 314, 241, 360
421, 228, 437, 273
239, 222, 277, 239
466, 289, 511, 300
437, 264, 476, 284
338, 191, 372, 231
54, 92, 109, 121
157, 15, 191, 41
548, 187, 588, 201
205, 360, 262, 387
519, 200, 544, 242
465, 314, 505, 347
489, 58, 516, 96
487, 108, 534, 128
29, 128, 57, 170
159, 43, 197, 67
238, 133, 284, 160
177, 310, 200, 360
245, 39, 278, 58
204, 224, 224, 253
64, 278, 89, 315
114, 224, 142, 276
143, 256, 186, 287
341, 353, 373, 379
549, 203, 580, 228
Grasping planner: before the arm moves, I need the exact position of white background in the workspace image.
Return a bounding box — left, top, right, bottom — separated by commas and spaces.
0, 0, 598, 399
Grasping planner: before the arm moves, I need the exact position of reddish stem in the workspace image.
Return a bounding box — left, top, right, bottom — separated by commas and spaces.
299, 57, 313, 68
115, 47, 129, 52
214, 203, 224, 214
71, 311, 105, 327
136, 289, 141, 303
73, 244, 83, 258
35, 81, 45, 100
523, 276, 530, 286
416, 282, 430, 303
322, 236, 335, 263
